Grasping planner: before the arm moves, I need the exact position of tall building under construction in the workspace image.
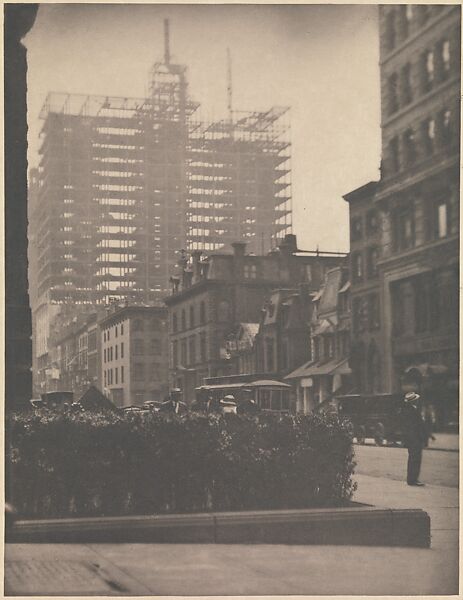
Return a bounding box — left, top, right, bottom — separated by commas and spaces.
29, 21, 292, 392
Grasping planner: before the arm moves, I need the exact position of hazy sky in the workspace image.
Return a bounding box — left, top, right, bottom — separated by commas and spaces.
25, 3, 381, 252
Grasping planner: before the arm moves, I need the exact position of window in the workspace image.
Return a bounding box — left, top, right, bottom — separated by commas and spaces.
103, 348, 106, 363
244, 264, 257, 279
391, 280, 415, 336
366, 210, 379, 235
200, 301, 206, 324
427, 199, 449, 240
115, 368, 118, 385
366, 247, 379, 279
104, 371, 107, 387
422, 118, 435, 154
405, 5, 413, 22
386, 11, 396, 51
388, 137, 400, 173
441, 40, 450, 77
399, 5, 410, 39
353, 297, 368, 333
181, 309, 186, 330
121, 323, 124, 335
266, 337, 275, 372
189, 305, 195, 328
388, 73, 399, 115
394, 205, 415, 251
352, 252, 363, 282
189, 336, 196, 365
437, 202, 448, 238
326, 335, 334, 358
180, 339, 187, 365
120, 342, 124, 358
402, 129, 416, 165
422, 50, 434, 92
115, 325, 118, 338
439, 109, 452, 145
115, 345, 118, 360
172, 312, 178, 333
400, 63, 412, 105
121, 366, 124, 384
313, 337, 320, 361
368, 294, 380, 330
350, 217, 363, 242
172, 340, 178, 368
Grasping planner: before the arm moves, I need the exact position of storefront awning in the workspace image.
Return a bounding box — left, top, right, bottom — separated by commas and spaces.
285, 358, 351, 379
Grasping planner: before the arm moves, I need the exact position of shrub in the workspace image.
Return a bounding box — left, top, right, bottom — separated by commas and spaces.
6, 409, 356, 518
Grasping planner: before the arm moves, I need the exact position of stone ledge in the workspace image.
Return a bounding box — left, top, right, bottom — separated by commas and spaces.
9, 506, 431, 547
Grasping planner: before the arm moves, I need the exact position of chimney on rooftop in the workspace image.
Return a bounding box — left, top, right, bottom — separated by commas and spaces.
231, 241, 246, 257
278, 234, 298, 255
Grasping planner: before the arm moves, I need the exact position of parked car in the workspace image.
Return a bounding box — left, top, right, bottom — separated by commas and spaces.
336, 393, 404, 446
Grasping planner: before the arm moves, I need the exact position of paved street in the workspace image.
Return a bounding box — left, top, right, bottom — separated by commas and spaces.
355, 441, 459, 488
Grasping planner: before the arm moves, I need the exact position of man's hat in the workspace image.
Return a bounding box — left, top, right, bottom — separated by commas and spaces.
405, 392, 420, 403
224, 394, 235, 401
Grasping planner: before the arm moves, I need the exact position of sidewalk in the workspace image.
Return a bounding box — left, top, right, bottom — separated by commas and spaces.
5, 473, 458, 596
355, 432, 459, 452
427, 432, 459, 452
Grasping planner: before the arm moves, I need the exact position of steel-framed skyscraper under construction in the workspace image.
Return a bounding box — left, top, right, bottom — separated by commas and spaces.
29, 21, 292, 392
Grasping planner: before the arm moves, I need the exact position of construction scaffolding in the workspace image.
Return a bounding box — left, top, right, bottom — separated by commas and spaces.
31, 21, 292, 318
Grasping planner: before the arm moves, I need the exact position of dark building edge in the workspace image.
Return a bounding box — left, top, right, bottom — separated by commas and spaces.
4, 4, 38, 411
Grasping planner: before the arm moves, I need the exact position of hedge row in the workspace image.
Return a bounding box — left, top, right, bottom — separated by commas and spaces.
6, 409, 356, 518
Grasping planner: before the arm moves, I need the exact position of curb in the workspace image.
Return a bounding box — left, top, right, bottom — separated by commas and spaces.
9, 506, 431, 548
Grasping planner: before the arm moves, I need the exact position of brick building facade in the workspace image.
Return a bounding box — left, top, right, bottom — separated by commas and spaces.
345, 5, 460, 427
99, 305, 169, 407
343, 181, 382, 393
165, 235, 346, 403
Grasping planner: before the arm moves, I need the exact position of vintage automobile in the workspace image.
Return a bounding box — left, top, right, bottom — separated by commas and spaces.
336, 393, 404, 446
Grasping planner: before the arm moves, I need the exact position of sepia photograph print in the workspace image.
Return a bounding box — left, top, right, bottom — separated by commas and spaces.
4, 2, 460, 595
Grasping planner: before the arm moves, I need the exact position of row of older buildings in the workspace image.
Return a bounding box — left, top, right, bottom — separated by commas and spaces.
39, 303, 169, 407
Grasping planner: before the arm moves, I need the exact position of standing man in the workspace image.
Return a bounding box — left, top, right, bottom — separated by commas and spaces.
159, 388, 188, 415
400, 392, 427, 486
